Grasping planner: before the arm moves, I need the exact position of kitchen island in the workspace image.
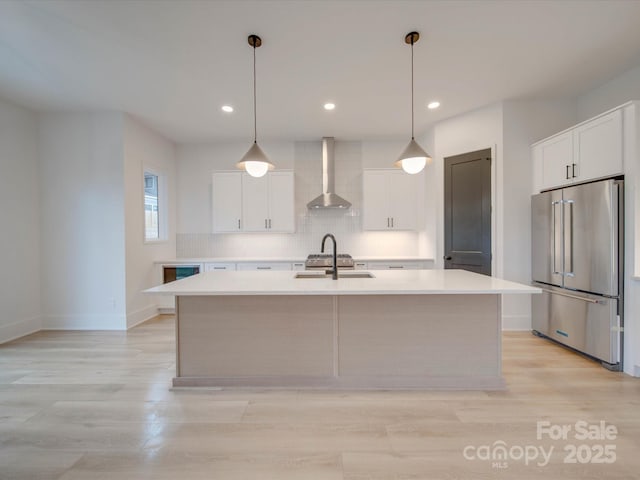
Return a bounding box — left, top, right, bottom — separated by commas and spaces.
145, 269, 539, 389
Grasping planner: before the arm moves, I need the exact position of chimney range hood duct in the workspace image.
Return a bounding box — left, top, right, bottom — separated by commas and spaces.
307, 137, 352, 209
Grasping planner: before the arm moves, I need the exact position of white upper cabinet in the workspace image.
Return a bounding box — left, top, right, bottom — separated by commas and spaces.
241, 174, 271, 231
242, 171, 295, 233
267, 172, 295, 232
212, 172, 242, 232
533, 131, 573, 191
573, 109, 623, 182
533, 108, 623, 192
363, 169, 418, 231
212, 171, 294, 233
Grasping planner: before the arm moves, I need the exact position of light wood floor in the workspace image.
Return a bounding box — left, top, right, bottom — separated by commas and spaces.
1, 315, 639, 479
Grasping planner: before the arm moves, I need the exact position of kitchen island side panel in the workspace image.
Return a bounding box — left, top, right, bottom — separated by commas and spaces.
175, 293, 502, 388
177, 295, 335, 377
337, 294, 500, 377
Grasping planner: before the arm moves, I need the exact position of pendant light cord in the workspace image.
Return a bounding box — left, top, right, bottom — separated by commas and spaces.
253, 42, 257, 144
411, 36, 415, 140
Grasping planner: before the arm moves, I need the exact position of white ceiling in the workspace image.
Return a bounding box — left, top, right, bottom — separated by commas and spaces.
2, 0, 640, 143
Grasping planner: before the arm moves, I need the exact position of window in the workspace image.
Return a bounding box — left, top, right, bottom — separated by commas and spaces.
144, 171, 160, 241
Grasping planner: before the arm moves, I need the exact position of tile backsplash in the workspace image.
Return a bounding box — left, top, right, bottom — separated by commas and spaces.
176, 140, 425, 259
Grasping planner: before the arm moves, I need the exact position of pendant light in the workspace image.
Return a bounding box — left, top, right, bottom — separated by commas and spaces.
236, 34, 274, 178
394, 31, 432, 175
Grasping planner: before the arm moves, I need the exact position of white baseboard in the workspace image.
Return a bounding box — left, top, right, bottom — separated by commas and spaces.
634, 365, 640, 378
502, 314, 532, 331
126, 304, 159, 329
158, 307, 175, 314
0, 316, 42, 344
43, 314, 127, 330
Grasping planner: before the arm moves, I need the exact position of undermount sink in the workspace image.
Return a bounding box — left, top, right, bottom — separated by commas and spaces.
294, 271, 375, 279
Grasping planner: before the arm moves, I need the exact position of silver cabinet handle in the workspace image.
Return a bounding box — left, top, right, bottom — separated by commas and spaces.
268, 219, 272, 229
257, 266, 271, 270
391, 217, 394, 228
388, 265, 404, 269
539, 287, 605, 305
238, 219, 241, 229
387, 217, 390, 228
213, 266, 226, 270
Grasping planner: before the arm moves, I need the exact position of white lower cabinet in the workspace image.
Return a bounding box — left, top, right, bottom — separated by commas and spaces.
204, 262, 236, 271
236, 262, 292, 271
363, 260, 432, 270
367, 261, 421, 270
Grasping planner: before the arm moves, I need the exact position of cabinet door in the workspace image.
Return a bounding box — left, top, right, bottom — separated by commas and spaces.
539, 131, 573, 190
241, 174, 270, 231
268, 172, 295, 232
574, 109, 623, 182
363, 170, 390, 230
388, 171, 418, 230
212, 172, 242, 232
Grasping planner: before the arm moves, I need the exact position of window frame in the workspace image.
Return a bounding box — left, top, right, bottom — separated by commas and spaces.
143, 167, 168, 244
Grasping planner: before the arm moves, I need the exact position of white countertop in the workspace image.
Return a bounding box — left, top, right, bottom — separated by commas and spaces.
145, 269, 540, 296
155, 256, 434, 264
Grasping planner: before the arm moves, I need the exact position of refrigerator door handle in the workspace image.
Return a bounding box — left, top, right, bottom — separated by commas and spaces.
552, 200, 563, 275
564, 200, 574, 276
537, 287, 607, 305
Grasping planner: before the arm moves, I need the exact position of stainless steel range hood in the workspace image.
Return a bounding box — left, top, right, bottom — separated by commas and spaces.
307, 137, 352, 209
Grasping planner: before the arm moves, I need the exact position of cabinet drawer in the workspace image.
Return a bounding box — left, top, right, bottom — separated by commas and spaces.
204, 262, 236, 271
367, 261, 421, 270
236, 262, 292, 271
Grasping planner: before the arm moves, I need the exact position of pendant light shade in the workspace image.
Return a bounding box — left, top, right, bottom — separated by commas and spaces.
395, 31, 432, 175
236, 34, 274, 178
237, 143, 273, 178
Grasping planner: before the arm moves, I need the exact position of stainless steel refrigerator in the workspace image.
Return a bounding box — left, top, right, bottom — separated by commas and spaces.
531, 178, 623, 369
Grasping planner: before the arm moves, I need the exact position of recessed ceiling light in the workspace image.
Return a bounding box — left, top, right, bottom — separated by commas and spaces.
427, 101, 440, 110
324, 103, 336, 111
221, 105, 234, 113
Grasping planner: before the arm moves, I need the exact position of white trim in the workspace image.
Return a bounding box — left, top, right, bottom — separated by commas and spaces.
43, 314, 127, 330
0, 316, 42, 344
126, 304, 159, 329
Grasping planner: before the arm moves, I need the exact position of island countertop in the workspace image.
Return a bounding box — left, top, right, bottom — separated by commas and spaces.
145, 269, 540, 296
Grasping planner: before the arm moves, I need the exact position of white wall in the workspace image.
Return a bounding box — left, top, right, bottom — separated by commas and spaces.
501, 100, 577, 329
175, 139, 426, 259
123, 115, 176, 328
39, 112, 127, 330
577, 64, 640, 121
430, 100, 576, 330
0, 97, 41, 343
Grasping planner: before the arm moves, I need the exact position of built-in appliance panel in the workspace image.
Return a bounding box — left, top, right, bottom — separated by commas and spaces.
561, 180, 618, 296
546, 288, 617, 364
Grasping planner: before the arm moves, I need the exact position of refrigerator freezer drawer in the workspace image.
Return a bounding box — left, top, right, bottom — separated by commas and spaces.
532, 287, 619, 364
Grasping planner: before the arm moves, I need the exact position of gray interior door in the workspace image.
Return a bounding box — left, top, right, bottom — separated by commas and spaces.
444, 149, 492, 275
